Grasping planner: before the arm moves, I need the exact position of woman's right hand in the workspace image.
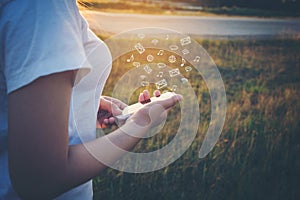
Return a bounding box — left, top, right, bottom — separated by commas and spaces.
129, 90, 183, 128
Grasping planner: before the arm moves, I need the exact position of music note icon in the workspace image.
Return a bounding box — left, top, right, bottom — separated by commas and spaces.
156, 72, 164, 78
193, 56, 201, 63
180, 58, 186, 67
157, 50, 164, 56
126, 54, 134, 63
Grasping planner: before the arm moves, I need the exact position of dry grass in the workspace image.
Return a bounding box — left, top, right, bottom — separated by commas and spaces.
94, 37, 300, 200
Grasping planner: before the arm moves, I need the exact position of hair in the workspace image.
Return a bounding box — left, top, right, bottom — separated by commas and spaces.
76, 0, 90, 10
76, 0, 84, 10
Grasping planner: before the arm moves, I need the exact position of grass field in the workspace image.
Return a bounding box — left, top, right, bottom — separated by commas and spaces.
93, 36, 300, 200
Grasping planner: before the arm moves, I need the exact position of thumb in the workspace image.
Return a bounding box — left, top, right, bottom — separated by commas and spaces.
152, 94, 183, 110
100, 97, 123, 115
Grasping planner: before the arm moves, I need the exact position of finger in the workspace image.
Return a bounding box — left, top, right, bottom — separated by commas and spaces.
100, 97, 113, 112
143, 90, 150, 101
108, 117, 115, 124
140, 90, 151, 104
103, 118, 109, 124
113, 102, 127, 110
153, 90, 161, 97
139, 93, 145, 103
101, 97, 123, 116
98, 112, 112, 126
103, 96, 128, 110
111, 103, 123, 116
151, 94, 183, 110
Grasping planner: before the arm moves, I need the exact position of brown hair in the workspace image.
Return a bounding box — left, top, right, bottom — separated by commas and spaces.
76, 0, 90, 10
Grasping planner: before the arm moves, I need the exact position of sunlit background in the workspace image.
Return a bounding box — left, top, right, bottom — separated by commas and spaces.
80, 1, 299, 199
80, 0, 300, 16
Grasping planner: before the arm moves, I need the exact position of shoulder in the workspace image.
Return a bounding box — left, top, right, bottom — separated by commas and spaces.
2, 0, 81, 29
1, 0, 89, 94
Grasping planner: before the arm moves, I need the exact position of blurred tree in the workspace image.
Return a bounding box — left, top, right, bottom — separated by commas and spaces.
194, 0, 299, 11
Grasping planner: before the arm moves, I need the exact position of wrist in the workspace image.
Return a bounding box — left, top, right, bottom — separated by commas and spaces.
119, 118, 150, 138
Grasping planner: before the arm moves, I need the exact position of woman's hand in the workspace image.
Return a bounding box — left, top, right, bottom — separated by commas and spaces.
129, 90, 183, 128
8, 68, 182, 199
97, 96, 127, 128
97, 89, 182, 129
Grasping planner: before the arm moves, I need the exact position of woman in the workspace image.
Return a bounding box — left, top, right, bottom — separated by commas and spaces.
0, 0, 182, 199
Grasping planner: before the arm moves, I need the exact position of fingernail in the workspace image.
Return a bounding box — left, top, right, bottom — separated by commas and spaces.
139, 93, 145, 102
153, 90, 161, 97
141, 99, 151, 104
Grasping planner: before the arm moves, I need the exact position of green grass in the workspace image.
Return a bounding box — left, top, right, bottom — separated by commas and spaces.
93, 37, 300, 200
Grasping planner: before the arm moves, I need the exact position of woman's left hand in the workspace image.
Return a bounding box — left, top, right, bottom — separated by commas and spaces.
97, 96, 127, 128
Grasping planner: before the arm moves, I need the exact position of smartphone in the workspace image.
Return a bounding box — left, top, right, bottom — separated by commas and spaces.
115, 92, 175, 123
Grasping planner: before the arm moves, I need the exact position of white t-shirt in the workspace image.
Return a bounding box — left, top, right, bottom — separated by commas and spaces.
0, 0, 112, 199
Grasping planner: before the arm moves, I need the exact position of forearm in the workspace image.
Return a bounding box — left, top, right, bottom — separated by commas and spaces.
59, 98, 177, 196
8, 70, 180, 199
67, 120, 148, 182
18, 121, 148, 199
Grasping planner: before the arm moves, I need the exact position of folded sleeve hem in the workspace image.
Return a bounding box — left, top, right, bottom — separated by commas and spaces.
7, 65, 91, 94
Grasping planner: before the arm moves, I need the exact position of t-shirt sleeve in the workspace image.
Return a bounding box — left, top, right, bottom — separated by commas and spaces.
2, 0, 91, 93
